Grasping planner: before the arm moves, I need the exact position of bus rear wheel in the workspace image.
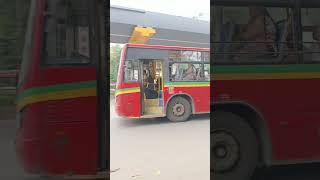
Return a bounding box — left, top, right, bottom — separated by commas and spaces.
212, 111, 258, 180
167, 97, 191, 122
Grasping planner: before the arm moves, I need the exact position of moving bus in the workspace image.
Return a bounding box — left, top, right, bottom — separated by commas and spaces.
15, 0, 108, 178
211, 0, 320, 179
115, 44, 210, 122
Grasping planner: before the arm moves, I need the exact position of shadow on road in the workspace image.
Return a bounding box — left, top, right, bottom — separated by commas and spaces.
252, 163, 320, 180
116, 114, 210, 128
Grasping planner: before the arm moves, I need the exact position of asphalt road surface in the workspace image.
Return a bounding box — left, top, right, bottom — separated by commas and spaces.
0, 119, 43, 180
110, 100, 210, 180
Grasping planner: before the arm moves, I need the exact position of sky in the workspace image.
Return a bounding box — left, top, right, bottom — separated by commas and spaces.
110, 0, 210, 21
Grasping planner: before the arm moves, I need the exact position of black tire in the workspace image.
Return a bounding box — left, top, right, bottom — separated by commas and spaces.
211, 111, 258, 180
166, 96, 191, 122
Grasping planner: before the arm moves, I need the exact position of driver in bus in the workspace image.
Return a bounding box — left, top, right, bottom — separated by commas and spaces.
231, 6, 277, 60
143, 70, 154, 88
143, 70, 157, 99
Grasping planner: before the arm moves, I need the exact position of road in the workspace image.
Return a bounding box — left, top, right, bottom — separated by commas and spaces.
110, 100, 210, 180
0, 119, 43, 180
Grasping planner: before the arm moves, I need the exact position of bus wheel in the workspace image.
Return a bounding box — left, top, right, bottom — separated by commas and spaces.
212, 111, 258, 180
167, 97, 191, 122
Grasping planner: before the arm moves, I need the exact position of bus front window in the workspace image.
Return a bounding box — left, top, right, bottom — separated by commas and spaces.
124, 60, 139, 82
44, 0, 91, 65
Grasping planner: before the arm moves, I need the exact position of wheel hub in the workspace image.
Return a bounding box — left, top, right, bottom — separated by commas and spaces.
214, 145, 227, 158
211, 130, 240, 173
172, 103, 185, 116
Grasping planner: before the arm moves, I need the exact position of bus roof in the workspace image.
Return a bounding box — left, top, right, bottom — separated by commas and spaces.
125, 43, 210, 51
212, 0, 320, 7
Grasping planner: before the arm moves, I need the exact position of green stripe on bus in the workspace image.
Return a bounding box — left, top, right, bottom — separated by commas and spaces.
165, 82, 210, 86
17, 80, 97, 101
212, 64, 320, 74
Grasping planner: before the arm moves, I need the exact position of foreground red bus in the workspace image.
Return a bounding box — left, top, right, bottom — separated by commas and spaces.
115, 44, 210, 122
212, 0, 320, 180
15, 0, 108, 178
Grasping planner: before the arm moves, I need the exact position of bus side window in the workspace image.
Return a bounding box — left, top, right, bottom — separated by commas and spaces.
203, 64, 210, 81
124, 60, 139, 82
170, 63, 203, 81
301, 8, 320, 63
213, 6, 296, 64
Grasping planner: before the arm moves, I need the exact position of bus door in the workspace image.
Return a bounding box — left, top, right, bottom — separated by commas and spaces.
140, 59, 164, 117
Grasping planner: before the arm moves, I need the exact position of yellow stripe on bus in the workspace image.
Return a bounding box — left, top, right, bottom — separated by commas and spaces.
115, 89, 140, 96
17, 88, 96, 111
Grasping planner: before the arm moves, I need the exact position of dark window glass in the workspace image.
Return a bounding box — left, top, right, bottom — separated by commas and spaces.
170, 63, 209, 82
126, 48, 169, 60
212, 6, 296, 64
169, 50, 209, 62
301, 8, 320, 63
124, 60, 139, 82
44, 0, 91, 65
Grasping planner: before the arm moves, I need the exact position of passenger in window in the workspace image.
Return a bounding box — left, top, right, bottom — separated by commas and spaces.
285, 18, 294, 50
231, 7, 277, 60
183, 64, 196, 80
143, 70, 148, 87
142, 70, 152, 87
281, 17, 299, 62
311, 26, 320, 61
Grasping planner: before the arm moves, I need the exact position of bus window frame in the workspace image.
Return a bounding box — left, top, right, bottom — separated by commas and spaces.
169, 61, 210, 82
299, 7, 320, 64
211, 4, 301, 66
212, 0, 296, 8
41, 0, 96, 67
123, 59, 140, 83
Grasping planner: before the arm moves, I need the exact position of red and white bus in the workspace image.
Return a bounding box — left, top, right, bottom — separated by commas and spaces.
15, 0, 108, 178
212, 0, 320, 180
115, 44, 210, 122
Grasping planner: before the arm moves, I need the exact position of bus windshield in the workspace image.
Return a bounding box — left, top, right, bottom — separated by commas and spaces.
43, 0, 91, 65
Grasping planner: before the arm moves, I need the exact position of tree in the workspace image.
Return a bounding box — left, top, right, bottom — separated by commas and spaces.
110, 44, 122, 83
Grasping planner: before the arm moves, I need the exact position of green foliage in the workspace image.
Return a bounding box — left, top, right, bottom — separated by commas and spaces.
110, 44, 122, 83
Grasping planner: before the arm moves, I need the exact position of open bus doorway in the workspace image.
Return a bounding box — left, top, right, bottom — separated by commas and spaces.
141, 60, 164, 117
